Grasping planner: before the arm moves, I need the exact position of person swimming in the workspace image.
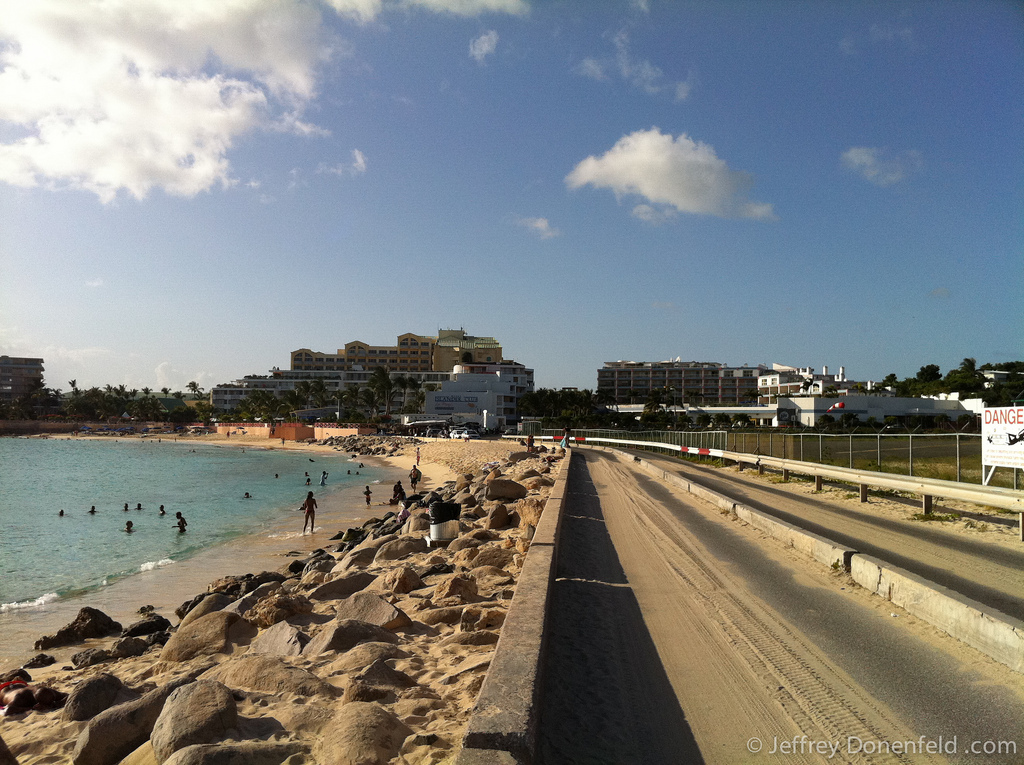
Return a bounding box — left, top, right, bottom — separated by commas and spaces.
123, 503, 129, 512
135, 503, 142, 510
88, 506, 96, 514
174, 512, 187, 532
58, 509, 64, 517
158, 505, 166, 515
125, 521, 134, 533
244, 492, 252, 498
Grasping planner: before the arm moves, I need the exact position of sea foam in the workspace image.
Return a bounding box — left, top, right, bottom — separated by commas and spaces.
0, 592, 59, 613
140, 558, 174, 572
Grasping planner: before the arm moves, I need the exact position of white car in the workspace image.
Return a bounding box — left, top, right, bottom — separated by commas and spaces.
449, 429, 468, 439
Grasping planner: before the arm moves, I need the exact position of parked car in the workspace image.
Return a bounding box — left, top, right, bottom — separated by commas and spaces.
450, 429, 468, 439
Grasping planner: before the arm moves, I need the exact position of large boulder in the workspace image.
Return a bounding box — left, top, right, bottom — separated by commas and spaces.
353, 658, 416, 690
455, 544, 516, 571
201, 654, 337, 698
247, 620, 308, 656
335, 593, 410, 631
484, 479, 528, 501
150, 681, 237, 763
0, 736, 15, 765
160, 612, 255, 663
243, 593, 313, 628
35, 608, 121, 650
432, 575, 478, 604
371, 566, 423, 594
178, 594, 234, 628
373, 536, 428, 563
313, 702, 412, 765
72, 677, 193, 765
162, 742, 309, 765
513, 497, 545, 527
302, 620, 399, 657
63, 673, 133, 722
308, 571, 375, 602
122, 613, 173, 638
333, 546, 378, 572
330, 642, 409, 674
484, 504, 510, 529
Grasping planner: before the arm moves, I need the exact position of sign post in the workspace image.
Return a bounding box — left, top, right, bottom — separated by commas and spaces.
981, 406, 1024, 486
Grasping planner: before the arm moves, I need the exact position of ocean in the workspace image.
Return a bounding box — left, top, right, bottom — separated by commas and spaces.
0, 437, 389, 667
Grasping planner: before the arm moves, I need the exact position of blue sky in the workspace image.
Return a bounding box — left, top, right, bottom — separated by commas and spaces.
1, 0, 1021, 393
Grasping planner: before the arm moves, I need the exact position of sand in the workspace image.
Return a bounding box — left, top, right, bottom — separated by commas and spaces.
0, 435, 550, 765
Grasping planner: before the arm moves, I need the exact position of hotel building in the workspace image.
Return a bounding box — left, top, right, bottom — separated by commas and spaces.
597, 360, 768, 406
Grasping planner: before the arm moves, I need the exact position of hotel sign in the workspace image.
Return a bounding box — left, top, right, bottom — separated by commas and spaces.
982, 407, 1024, 470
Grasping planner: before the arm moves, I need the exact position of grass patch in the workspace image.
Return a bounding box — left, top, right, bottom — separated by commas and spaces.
911, 512, 961, 522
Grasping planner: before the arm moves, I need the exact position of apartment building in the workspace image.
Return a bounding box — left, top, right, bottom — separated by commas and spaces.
0, 356, 44, 403
597, 359, 767, 406
289, 328, 502, 375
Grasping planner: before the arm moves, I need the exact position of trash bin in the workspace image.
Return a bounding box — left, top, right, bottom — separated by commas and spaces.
428, 502, 461, 543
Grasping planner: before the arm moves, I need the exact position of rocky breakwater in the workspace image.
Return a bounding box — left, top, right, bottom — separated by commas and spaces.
0, 449, 562, 765
318, 435, 413, 458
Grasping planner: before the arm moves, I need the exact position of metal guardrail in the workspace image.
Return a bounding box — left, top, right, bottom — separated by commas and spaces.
502, 434, 1024, 512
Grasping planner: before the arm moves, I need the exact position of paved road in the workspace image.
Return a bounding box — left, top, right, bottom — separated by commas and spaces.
537, 450, 1024, 765
631, 448, 1024, 621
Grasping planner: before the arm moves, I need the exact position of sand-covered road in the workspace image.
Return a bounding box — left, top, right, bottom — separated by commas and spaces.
537, 450, 1024, 764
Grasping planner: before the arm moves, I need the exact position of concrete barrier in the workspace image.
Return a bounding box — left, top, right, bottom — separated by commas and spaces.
851, 554, 1024, 674
457, 451, 574, 764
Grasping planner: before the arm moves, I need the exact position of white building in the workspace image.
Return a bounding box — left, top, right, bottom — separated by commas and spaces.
776, 395, 977, 427
424, 361, 534, 428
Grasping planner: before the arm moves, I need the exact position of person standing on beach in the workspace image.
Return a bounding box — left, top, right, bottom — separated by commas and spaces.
364, 486, 372, 505
302, 491, 317, 534
409, 466, 421, 492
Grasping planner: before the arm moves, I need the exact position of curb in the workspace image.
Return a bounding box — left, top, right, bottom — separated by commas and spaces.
603, 446, 1024, 675
457, 450, 574, 764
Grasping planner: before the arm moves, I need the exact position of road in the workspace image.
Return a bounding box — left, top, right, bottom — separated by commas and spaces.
536, 450, 1024, 764
633, 448, 1024, 621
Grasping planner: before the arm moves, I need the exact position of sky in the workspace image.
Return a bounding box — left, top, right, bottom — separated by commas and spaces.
1, 0, 1021, 394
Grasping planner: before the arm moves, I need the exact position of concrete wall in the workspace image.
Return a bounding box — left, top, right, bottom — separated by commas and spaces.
314, 425, 375, 439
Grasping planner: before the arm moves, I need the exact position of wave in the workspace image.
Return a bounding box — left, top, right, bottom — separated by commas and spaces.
139, 558, 175, 572
0, 592, 60, 613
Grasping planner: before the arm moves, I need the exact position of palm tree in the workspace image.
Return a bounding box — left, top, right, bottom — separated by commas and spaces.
68, 379, 79, 397
368, 367, 398, 416
141, 387, 152, 397
360, 386, 382, 418
161, 387, 171, 396
186, 381, 203, 398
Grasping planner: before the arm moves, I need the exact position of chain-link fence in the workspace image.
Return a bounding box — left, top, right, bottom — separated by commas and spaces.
534, 428, 1019, 490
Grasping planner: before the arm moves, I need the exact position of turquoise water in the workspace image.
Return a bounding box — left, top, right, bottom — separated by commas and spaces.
0, 438, 381, 610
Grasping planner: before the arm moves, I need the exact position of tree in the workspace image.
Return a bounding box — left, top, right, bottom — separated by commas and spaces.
916, 364, 942, 383
816, 414, 836, 429
368, 367, 398, 416
186, 381, 204, 398
161, 387, 171, 396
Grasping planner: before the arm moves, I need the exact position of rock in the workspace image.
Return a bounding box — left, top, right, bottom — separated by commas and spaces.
335, 592, 410, 631
506, 451, 533, 463
448, 536, 485, 554
71, 648, 113, 669
453, 474, 474, 493
432, 575, 478, 604
484, 479, 528, 501
0, 669, 31, 685
372, 565, 423, 594
471, 566, 515, 587
178, 594, 235, 628
460, 607, 506, 632
63, 673, 130, 722
160, 611, 255, 663
330, 642, 409, 673
0, 736, 16, 765
244, 593, 313, 628
373, 536, 428, 563
247, 620, 308, 656
150, 680, 237, 763
401, 515, 430, 534
201, 654, 337, 698
22, 653, 55, 669
309, 571, 375, 602
108, 636, 148, 659
417, 607, 465, 626
302, 619, 399, 657
483, 468, 503, 484
72, 677, 193, 765
354, 658, 416, 689
518, 468, 541, 479
35, 607, 121, 650
513, 497, 545, 527
334, 546, 378, 572
524, 476, 555, 490
483, 504, 510, 529
313, 702, 413, 765
162, 742, 310, 765
464, 544, 515, 570
122, 613, 173, 638
441, 630, 500, 647
342, 682, 392, 704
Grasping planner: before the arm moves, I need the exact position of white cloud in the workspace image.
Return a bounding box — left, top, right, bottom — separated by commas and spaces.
469, 30, 499, 64
566, 128, 775, 221
84, 278, 104, 288
316, 148, 367, 177
841, 146, 922, 187
400, 0, 528, 16
631, 204, 676, 225
0, 0, 527, 205
576, 58, 607, 81
582, 30, 692, 101
517, 217, 561, 239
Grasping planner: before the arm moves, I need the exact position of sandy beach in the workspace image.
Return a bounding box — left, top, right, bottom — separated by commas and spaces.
0, 433, 555, 765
